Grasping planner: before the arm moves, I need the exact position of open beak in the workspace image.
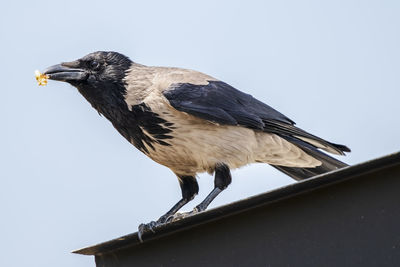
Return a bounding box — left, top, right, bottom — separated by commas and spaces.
43, 61, 87, 82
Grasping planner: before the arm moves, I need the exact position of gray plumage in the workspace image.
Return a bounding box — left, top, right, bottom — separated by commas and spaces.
122, 62, 349, 176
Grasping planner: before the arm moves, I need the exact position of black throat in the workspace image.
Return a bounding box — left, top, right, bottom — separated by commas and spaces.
75, 79, 129, 121
74, 76, 173, 154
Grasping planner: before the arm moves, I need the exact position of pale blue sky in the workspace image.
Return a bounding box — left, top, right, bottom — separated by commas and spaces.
1, 1, 399, 266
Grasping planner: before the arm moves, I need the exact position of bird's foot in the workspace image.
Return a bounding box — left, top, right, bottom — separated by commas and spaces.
167, 208, 200, 222
138, 220, 162, 242
137, 209, 202, 242
137, 213, 177, 242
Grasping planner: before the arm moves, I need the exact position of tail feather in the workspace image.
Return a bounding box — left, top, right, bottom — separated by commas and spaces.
272, 135, 349, 181
262, 120, 351, 155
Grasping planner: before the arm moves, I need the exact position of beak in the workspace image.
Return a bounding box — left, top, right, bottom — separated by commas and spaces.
43, 61, 87, 82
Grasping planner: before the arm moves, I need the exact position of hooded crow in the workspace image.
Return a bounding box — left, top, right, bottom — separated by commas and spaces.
43, 51, 350, 238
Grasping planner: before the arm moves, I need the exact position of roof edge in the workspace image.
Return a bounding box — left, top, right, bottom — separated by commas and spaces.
73, 151, 400, 255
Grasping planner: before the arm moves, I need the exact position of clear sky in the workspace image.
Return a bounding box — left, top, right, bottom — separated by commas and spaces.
1, 0, 399, 266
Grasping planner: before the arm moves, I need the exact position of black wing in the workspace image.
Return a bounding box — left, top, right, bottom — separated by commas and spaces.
163, 81, 350, 155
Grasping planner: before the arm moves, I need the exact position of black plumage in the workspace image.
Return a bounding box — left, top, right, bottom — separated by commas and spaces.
164, 81, 349, 154
164, 80, 294, 127
113, 103, 174, 153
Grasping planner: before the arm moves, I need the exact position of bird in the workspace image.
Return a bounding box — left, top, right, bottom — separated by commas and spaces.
42, 51, 350, 238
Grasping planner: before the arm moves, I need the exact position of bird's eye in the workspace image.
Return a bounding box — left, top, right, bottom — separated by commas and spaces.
90, 60, 100, 70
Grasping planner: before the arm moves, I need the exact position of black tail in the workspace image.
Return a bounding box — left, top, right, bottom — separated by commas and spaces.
272, 136, 349, 181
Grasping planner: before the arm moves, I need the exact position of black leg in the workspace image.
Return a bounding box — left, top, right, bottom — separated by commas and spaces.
138, 175, 198, 241
195, 163, 231, 212
156, 175, 199, 223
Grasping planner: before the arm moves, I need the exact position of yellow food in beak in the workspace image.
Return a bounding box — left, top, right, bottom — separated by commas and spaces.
35, 70, 49, 86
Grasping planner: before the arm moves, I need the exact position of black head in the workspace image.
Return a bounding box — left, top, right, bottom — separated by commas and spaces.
44, 51, 132, 85
43, 51, 133, 117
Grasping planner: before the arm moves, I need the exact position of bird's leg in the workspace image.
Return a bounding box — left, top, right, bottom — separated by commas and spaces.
138, 175, 198, 241
162, 164, 232, 223
195, 163, 232, 212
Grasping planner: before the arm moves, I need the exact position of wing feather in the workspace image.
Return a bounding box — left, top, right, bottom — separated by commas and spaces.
163, 81, 350, 155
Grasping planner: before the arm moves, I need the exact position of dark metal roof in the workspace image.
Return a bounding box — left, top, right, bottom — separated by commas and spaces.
74, 151, 400, 257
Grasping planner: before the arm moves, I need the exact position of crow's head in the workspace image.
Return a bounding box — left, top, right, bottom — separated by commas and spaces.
44, 51, 132, 86
44, 51, 133, 116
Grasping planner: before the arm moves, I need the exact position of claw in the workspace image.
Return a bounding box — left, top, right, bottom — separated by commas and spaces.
137, 221, 157, 242
168, 208, 199, 222
137, 209, 201, 242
